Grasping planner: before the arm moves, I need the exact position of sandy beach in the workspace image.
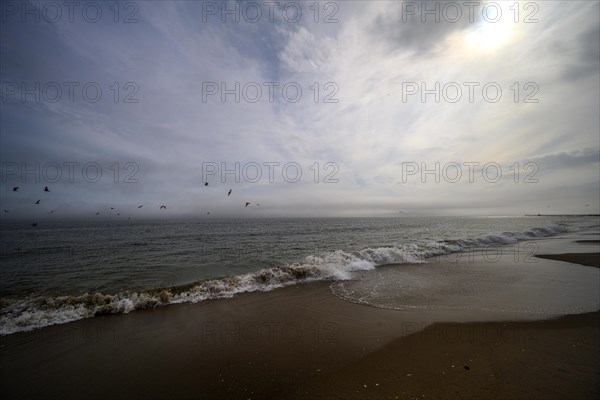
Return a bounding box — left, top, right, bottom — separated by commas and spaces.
1, 236, 599, 399
289, 311, 600, 400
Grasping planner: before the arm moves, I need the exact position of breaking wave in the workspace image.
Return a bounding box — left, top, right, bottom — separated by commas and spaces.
0, 224, 570, 335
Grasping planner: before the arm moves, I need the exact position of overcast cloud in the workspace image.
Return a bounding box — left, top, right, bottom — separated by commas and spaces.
1, 0, 598, 218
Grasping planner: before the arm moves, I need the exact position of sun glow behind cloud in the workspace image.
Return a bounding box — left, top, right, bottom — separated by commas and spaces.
466, 5, 519, 53
0, 1, 598, 217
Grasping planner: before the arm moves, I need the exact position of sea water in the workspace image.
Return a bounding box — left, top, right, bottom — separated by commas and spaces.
0, 215, 597, 334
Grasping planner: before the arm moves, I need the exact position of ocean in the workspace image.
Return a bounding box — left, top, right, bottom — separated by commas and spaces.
0, 215, 597, 335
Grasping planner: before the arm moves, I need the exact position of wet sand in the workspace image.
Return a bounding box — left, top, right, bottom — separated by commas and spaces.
289, 311, 600, 400
536, 253, 600, 268
1, 239, 599, 399
0, 281, 439, 400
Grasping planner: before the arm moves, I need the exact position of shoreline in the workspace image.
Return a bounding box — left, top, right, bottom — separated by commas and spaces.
2, 229, 594, 336
1, 240, 599, 398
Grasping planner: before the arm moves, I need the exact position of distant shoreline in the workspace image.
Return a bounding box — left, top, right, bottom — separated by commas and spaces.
525, 214, 600, 217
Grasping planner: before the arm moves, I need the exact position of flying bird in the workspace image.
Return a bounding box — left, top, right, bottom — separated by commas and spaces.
3, 209, 8, 213
160, 205, 166, 209
44, 186, 49, 192
256, 203, 260, 206
49, 210, 54, 214
35, 200, 40, 204
228, 189, 232, 196
206, 212, 210, 215
245, 202, 250, 207
117, 213, 120, 216
96, 212, 100, 215
138, 205, 143, 208
110, 207, 114, 210
585, 204, 590, 207
12, 187, 19, 192
204, 182, 208, 186
31, 223, 37, 227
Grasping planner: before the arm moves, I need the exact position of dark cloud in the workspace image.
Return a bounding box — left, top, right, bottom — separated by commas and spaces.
563, 24, 600, 79
528, 147, 600, 171
369, 1, 482, 56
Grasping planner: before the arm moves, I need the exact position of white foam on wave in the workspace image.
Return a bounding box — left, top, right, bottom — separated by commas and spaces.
0, 223, 572, 335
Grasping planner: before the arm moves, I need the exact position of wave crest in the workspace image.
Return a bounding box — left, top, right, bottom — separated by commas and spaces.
0, 224, 570, 335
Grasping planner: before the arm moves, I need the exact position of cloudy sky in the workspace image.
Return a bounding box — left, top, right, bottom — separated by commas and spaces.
1, 0, 598, 219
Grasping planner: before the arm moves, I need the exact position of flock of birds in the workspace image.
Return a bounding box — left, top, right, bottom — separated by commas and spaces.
5, 184, 594, 227
4, 182, 262, 227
